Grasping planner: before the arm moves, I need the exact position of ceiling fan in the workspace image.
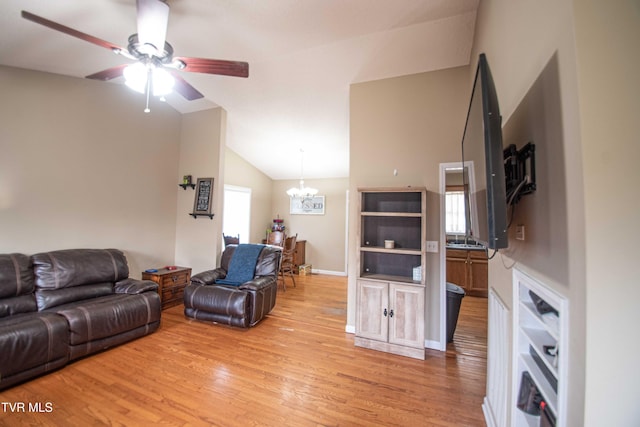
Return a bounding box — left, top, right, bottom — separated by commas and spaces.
21, 0, 249, 112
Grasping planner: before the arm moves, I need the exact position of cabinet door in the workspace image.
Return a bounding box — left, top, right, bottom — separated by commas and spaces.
356, 280, 388, 342
293, 240, 306, 272
468, 253, 488, 297
388, 283, 425, 349
446, 252, 468, 291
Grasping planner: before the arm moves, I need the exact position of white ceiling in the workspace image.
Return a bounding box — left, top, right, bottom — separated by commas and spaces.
0, 0, 478, 180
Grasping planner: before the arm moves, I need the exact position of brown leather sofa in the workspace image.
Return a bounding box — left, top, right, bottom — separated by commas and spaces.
184, 244, 281, 328
0, 249, 161, 390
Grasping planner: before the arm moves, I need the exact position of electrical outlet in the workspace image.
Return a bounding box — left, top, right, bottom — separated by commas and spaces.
516, 224, 525, 241
426, 241, 438, 253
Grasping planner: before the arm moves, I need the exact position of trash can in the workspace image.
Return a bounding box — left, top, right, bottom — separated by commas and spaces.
446, 282, 465, 343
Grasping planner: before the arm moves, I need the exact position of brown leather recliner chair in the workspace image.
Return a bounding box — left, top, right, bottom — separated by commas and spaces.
183, 244, 281, 328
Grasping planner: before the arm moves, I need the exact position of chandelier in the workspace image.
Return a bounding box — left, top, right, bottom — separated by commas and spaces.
286, 149, 318, 198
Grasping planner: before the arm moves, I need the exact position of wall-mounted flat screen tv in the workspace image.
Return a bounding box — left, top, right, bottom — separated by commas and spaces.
462, 53, 508, 250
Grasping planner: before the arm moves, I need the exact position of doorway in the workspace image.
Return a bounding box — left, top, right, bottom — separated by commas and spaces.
439, 162, 488, 354
223, 185, 251, 244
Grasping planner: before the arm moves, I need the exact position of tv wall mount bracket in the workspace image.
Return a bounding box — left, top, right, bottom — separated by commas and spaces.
504, 142, 536, 205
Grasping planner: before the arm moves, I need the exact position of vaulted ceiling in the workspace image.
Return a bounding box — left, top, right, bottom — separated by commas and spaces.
0, 0, 478, 179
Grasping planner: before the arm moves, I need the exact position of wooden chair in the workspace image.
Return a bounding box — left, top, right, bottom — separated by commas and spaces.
266, 231, 285, 247
223, 234, 240, 247
279, 234, 297, 291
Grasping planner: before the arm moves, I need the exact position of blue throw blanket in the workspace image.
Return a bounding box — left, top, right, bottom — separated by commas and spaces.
216, 244, 265, 286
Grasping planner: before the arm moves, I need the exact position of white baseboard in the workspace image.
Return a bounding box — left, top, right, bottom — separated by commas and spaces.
424, 339, 444, 351
311, 269, 346, 276
345, 324, 355, 334
482, 397, 498, 427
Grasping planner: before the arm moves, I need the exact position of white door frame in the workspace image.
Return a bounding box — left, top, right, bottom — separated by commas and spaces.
438, 162, 465, 351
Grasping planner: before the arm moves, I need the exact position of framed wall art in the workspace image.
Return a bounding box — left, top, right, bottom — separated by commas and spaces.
290, 195, 325, 215
190, 177, 214, 219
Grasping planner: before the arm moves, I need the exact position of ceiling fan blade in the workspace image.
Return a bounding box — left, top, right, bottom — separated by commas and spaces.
136, 0, 169, 54
86, 65, 128, 81
174, 57, 249, 78
21, 11, 124, 52
169, 71, 204, 101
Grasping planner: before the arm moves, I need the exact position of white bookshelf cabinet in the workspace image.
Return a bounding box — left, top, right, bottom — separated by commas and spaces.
355, 187, 426, 360
512, 269, 568, 426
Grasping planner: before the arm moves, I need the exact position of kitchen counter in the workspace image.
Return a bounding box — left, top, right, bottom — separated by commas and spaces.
446, 243, 486, 251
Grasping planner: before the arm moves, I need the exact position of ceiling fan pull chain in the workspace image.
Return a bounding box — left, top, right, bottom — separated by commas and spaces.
144, 67, 152, 113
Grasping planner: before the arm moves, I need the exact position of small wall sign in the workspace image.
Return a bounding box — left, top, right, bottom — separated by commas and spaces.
190, 177, 214, 219
290, 195, 325, 215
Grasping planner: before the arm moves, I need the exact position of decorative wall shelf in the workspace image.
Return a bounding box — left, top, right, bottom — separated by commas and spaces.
179, 184, 196, 190
189, 213, 214, 219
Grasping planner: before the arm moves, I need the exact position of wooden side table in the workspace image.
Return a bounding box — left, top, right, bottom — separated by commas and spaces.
142, 267, 192, 310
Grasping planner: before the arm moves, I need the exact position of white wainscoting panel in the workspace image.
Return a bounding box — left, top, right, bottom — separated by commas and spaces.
483, 288, 510, 427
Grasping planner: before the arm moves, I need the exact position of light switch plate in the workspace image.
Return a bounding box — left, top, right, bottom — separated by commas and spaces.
516, 224, 525, 241
426, 241, 438, 253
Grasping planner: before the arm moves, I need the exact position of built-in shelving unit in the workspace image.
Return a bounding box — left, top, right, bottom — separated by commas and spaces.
512, 269, 568, 426
355, 187, 426, 360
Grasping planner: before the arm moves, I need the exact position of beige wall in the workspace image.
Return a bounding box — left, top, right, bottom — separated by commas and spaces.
0, 65, 182, 277
573, 1, 640, 425
472, 0, 586, 421
472, 0, 640, 424
174, 108, 226, 275
224, 147, 274, 244
348, 67, 471, 338
0, 64, 345, 281
224, 150, 348, 273
272, 178, 349, 274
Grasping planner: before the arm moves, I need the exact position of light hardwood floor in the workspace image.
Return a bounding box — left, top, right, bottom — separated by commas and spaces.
0, 274, 487, 426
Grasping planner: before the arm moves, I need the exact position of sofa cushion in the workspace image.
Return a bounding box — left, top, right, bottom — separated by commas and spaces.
184, 284, 250, 326
36, 282, 114, 311
216, 244, 265, 286
51, 293, 160, 346
0, 294, 38, 318
255, 246, 281, 277
0, 253, 35, 299
0, 254, 37, 318
114, 278, 158, 295
214, 244, 281, 278
0, 312, 69, 379
32, 249, 129, 290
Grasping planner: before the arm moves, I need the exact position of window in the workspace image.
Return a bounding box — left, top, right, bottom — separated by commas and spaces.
445, 189, 466, 234
223, 185, 251, 243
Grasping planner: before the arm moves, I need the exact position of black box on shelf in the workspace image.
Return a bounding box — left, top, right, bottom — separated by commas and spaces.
530, 345, 558, 393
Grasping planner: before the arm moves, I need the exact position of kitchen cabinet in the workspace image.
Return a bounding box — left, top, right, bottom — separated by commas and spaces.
446, 248, 488, 297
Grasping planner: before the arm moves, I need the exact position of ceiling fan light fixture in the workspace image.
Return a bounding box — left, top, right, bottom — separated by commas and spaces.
123, 62, 148, 94
21, 7, 249, 107
123, 62, 174, 97
152, 66, 174, 96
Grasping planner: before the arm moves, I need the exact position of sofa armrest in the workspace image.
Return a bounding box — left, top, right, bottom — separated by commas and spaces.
239, 276, 276, 292
114, 278, 158, 294
191, 268, 226, 286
